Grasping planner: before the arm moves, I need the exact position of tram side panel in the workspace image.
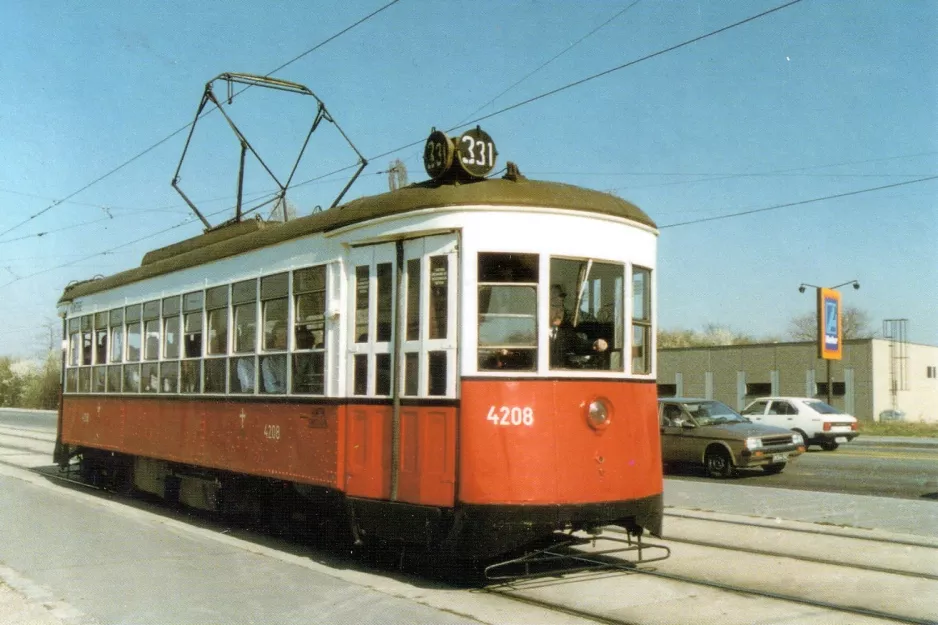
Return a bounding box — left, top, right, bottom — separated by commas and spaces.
60, 397, 342, 489
459, 378, 662, 505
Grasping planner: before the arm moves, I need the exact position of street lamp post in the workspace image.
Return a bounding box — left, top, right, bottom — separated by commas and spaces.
797, 280, 859, 406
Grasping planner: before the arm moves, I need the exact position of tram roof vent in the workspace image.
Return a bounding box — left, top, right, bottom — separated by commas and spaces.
502, 162, 525, 182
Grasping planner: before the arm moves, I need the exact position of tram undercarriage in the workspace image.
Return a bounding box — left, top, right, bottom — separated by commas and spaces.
58, 445, 668, 578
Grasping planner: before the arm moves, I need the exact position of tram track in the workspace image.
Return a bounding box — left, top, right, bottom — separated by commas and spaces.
481, 516, 938, 625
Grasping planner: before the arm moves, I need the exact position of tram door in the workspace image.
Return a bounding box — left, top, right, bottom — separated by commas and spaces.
345, 234, 458, 506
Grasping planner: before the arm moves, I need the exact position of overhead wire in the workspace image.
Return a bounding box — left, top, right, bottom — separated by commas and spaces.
454, 0, 644, 126
659, 175, 938, 229
0, 0, 402, 241
15, 0, 913, 290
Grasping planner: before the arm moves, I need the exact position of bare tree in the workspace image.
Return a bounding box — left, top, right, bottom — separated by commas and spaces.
387, 159, 408, 191
658, 324, 757, 348
267, 196, 298, 222
787, 305, 875, 341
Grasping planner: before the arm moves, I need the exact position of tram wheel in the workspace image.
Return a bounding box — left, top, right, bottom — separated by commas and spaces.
704, 448, 734, 479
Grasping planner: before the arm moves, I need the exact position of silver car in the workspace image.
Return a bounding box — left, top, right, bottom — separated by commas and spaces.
658, 398, 806, 478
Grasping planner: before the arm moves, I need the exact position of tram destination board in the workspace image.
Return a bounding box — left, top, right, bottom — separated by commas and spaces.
424, 127, 497, 180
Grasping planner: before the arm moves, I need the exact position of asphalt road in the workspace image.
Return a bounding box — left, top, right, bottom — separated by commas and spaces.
666, 441, 938, 501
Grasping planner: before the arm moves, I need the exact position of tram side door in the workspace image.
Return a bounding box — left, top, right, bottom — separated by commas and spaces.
344, 235, 458, 506
345, 243, 396, 500
397, 234, 458, 506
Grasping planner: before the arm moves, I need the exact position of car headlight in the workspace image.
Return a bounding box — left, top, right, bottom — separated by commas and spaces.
792, 433, 804, 445
587, 399, 611, 430
745, 437, 763, 450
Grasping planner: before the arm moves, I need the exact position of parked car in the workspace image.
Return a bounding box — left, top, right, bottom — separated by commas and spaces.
740, 397, 859, 450
658, 398, 805, 478
879, 409, 906, 422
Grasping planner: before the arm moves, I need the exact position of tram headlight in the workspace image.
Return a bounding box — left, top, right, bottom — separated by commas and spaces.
745, 437, 763, 450
587, 399, 611, 430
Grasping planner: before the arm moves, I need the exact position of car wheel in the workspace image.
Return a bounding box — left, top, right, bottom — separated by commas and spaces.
820, 441, 839, 451
762, 463, 785, 475
704, 448, 734, 479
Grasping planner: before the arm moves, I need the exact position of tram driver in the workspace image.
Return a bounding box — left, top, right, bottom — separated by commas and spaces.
549, 285, 608, 369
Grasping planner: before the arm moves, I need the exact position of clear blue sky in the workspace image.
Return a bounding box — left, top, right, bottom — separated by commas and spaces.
1, 0, 935, 357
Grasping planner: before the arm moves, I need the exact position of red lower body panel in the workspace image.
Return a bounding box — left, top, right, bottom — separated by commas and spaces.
60, 397, 457, 507
459, 379, 662, 506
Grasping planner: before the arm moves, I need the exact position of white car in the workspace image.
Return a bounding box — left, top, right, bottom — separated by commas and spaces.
741, 397, 859, 451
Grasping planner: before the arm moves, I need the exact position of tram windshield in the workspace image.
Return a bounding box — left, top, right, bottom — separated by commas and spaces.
477, 253, 630, 373
549, 258, 623, 371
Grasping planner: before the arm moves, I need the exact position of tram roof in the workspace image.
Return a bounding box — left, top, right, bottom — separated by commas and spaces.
59, 176, 655, 303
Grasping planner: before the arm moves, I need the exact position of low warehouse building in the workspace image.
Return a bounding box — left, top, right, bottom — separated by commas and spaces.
657, 339, 938, 423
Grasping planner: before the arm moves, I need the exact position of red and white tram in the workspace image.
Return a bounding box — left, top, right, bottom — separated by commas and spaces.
55, 127, 664, 561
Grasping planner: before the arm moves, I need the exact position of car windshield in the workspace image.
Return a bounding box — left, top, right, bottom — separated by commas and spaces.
803, 399, 841, 414
684, 401, 748, 425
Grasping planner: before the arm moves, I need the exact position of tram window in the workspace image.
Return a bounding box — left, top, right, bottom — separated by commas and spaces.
123, 364, 140, 393
262, 299, 288, 350
207, 315, 227, 354
180, 360, 200, 393
93, 366, 106, 393
375, 353, 391, 396
292, 353, 324, 394
160, 361, 178, 393
68, 318, 80, 367
163, 296, 181, 359
164, 315, 180, 359
632, 266, 652, 374
353, 354, 367, 395
404, 352, 418, 396
206, 285, 228, 309
233, 278, 258, 354
206, 285, 229, 355
549, 258, 623, 371
144, 320, 160, 360
230, 356, 256, 393
234, 304, 257, 353
141, 363, 158, 393
203, 358, 226, 393
106, 365, 121, 393
94, 313, 108, 365
183, 291, 204, 313
294, 266, 326, 350
126, 322, 142, 362
262, 273, 288, 353
79, 367, 91, 393
66, 368, 78, 393
429, 256, 448, 339
406, 259, 420, 341
81, 315, 93, 366
428, 351, 447, 396
109, 309, 123, 363
260, 355, 287, 394
125, 304, 141, 362
478, 252, 538, 282
376, 263, 393, 342
354, 266, 369, 343
184, 312, 202, 358
477, 253, 538, 372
